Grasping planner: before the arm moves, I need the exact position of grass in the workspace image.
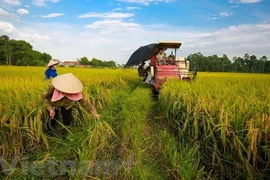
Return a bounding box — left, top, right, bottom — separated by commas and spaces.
0, 66, 269, 179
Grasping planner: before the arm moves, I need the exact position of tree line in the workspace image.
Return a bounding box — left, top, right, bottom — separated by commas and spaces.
1, 34, 269, 72
0, 35, 52, 66
0, 35, 118, 68
79, 57, 117, 68
187, 52, 270, 73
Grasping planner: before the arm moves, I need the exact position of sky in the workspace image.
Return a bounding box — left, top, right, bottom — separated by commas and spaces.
0, 0, 269, 64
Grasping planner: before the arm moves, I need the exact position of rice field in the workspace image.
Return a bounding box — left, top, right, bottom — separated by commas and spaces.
0, 66, 269, 179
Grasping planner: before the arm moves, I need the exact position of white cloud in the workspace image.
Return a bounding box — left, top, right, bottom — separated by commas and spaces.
219, 11, 233, 17
85, 19, 139, 34
208, 11, 233, 20
126, 6, 141, 10
86, 19, 139, 29
231, 5, 239, 8
181, 24, 270, 59
41, 13, 64, 18
0, 21, 17, 33
17, 29, 51, 42
118, 0, 175, 5
32, 0, 46, 7
77, 12, 134, 19
0, 7, 11, 16
207, 17, 218, 20
0, 7, 17, 19
25, 4, 30, 8
32, 0, 60, 7
1, 20, 269, 64
188, 25, 266, 46
1, 0, 20, 6
113, 8, 123, 11
0, 21, 50, 43
229, 0, 262, 3
17, 8, 29, 15
82, 23, 270, 62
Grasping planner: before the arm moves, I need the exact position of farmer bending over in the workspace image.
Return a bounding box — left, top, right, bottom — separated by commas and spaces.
41, 73, 100, 134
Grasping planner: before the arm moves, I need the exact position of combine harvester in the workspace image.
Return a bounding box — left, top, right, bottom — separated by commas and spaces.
125, 41, 197, 95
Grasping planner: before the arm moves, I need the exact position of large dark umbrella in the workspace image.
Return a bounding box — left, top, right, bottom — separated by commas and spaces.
125, 43, 158, 67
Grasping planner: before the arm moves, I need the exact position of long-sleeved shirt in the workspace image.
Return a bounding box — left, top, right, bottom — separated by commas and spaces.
40, 85, 98, 116
45, 68, 57, 79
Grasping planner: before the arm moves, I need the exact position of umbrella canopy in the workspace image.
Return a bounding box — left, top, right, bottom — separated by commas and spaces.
125, 43, 158, 67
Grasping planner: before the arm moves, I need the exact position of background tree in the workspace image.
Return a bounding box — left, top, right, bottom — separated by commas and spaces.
3, 41, 13, 65
88, 58, 117, 68
79, 57, 91, 65
260, 55, 267, 73
221, 54, 231, 72
90, 58, 100, 67
0, 35, 51, 66
188, 52, 269, 73
0, 35, 10, 64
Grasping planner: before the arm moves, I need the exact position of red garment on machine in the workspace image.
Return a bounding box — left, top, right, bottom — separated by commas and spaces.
150, 54, 157, 67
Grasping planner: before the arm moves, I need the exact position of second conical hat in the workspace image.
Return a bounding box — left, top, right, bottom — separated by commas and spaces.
47, 60, 59, 67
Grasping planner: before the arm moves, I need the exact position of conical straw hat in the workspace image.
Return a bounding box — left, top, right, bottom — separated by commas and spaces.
47, 60, 59, 67
52, 73, 83, 94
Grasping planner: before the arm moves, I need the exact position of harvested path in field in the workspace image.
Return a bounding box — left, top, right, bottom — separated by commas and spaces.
103, 82, 177, 179
86, 79, 173, 179
143, 98, 180, 180
98, 85, 167, 179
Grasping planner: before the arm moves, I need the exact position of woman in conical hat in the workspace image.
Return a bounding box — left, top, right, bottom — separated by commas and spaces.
41, 73, 100, 135
45, 59, 59, 79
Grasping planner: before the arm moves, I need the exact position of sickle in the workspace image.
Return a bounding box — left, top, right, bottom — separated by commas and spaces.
48, 107, 56, 131
48, 117, 55, 132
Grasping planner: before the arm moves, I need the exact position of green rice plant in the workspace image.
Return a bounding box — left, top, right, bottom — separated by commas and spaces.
160, 130, 207, 180
158, 73, 270, 179
1, 66, 269, 179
